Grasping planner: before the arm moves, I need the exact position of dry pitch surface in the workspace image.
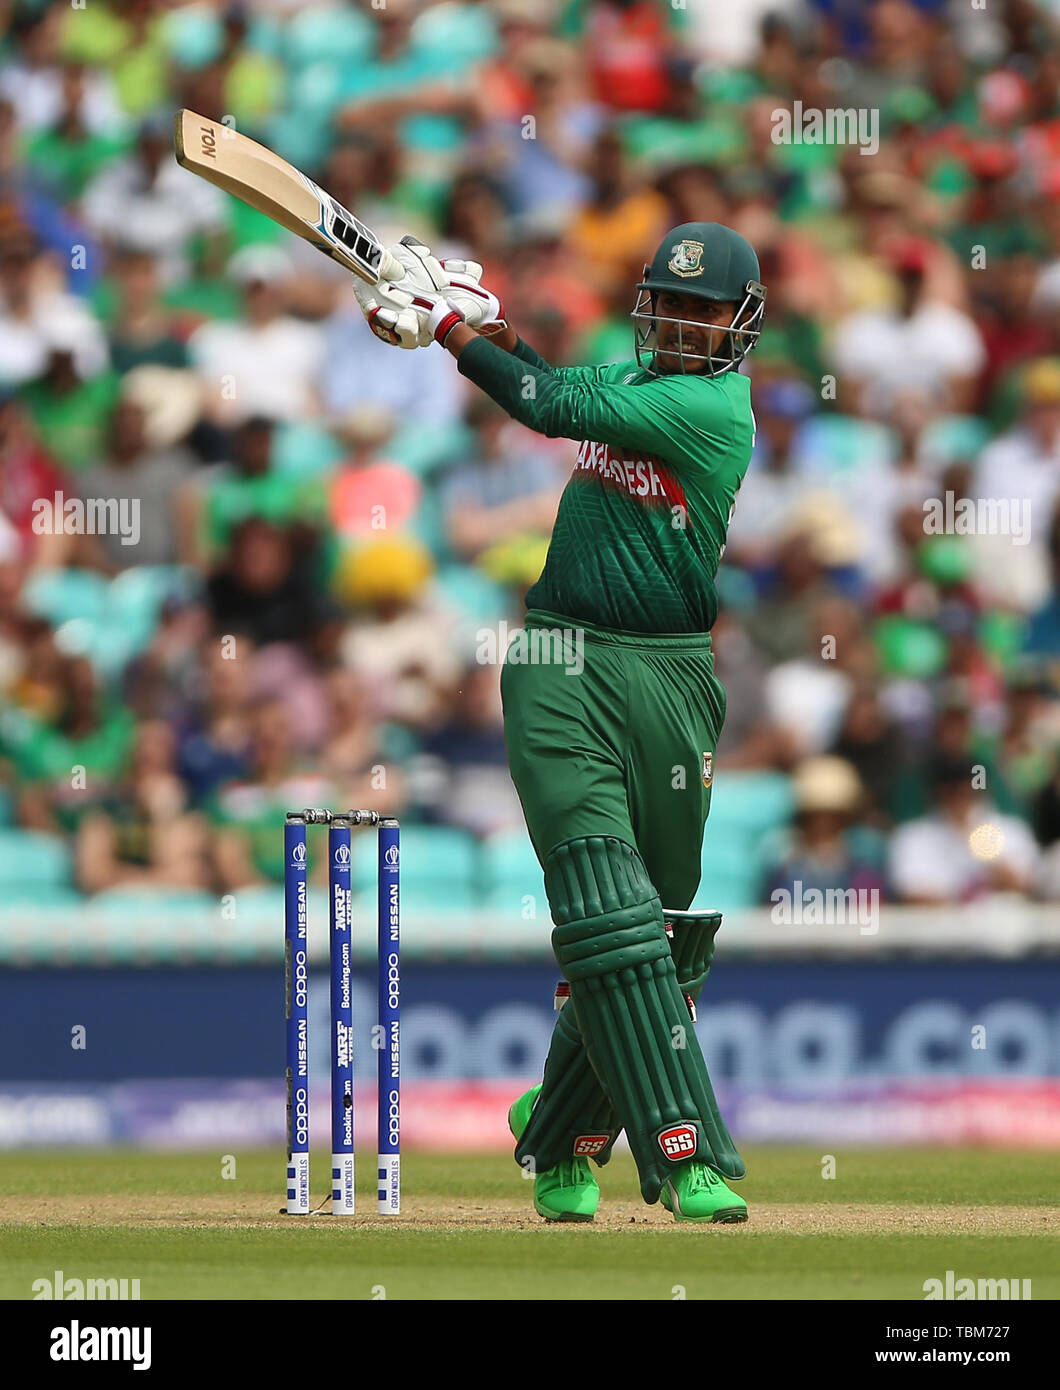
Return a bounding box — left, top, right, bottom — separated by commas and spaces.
1, 1149, 1057, 1299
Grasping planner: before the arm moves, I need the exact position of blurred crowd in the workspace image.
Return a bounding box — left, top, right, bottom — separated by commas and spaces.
1, 0, 1059, 907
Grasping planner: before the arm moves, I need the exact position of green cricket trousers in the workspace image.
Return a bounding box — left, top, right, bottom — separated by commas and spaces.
500, 608, 726, 910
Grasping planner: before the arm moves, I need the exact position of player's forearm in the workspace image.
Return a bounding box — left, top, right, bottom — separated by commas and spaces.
453, 322, 554, 371
450, 333, 571, 434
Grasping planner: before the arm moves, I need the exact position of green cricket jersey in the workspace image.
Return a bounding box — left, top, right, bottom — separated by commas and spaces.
458, 335, 755, 632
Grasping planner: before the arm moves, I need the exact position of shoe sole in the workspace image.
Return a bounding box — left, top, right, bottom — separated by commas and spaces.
664, 1205, 748, 1224
535, 1203, 595, 1223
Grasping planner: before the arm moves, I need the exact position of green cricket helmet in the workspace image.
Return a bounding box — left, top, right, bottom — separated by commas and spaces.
633, 222, 766, 377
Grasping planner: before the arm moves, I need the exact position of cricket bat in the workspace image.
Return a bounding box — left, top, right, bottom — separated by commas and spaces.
174, 109, 404, 285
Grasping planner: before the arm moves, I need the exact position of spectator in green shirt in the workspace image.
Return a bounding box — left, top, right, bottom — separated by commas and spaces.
17, 316, 119, 474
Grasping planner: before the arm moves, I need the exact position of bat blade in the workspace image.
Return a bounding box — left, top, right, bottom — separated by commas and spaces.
174, 109, 402, 284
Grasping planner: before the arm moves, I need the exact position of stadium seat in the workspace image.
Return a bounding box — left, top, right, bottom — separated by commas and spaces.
919, 414, 990, 469
353, 824, 478, 901
389, 420, 469, 478
0, 830, 74, 896
699, 821, 767, 911
708, 771, 795, 836
273, 421, 345, 478
21, 568, 108, 627
286, 6, 373, 71
436, 565, 511, 629
480, 830, 544, 911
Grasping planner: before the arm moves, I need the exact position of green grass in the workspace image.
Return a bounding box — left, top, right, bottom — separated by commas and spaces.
2, 1149, 1056, 1300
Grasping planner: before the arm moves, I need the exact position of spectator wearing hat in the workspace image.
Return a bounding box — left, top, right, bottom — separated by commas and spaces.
78, 368, 201, 570
337, 534, 460, 731
764, 755, 887, 905
16, 307, 116, 474
889, 751, 1040, 903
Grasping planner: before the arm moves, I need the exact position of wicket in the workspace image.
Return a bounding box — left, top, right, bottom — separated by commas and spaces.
284, 808, 400, 1216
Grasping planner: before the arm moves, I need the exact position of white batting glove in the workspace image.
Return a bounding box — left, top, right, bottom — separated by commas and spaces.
353, 276, 422, 349
389, 236, 449, 293
439, 257, 507, 335
405, 286, 467, 347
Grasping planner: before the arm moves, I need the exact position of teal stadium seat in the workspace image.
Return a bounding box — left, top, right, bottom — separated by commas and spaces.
436, 564, 510, 628
273, 421, 344, 478
286, 5, 373, 70
708, 771, 794, 835
481, 830, 544, 912
0, 829, 74, 898
21, 568, 108, 626
354, 825, 478, 911
86, 890, 217, 962
696, 772, 795, 911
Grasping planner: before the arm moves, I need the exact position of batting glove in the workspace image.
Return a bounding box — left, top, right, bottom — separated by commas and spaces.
353, 276, 423, 349
389, 236, 449, 293
406, 287, 467, 347
439, 257, 507, 335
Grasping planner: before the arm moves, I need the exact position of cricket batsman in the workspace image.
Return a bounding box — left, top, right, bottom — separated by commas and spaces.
354, 222, 765, 1223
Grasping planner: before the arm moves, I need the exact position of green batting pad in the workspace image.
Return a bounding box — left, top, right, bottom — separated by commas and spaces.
545, 838, 744, 1202
513, 1001, 621, 1172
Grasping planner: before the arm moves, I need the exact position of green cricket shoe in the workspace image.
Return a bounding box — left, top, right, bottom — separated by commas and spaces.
660, 1162, 748, 1223
508, 1083, 600, 1223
